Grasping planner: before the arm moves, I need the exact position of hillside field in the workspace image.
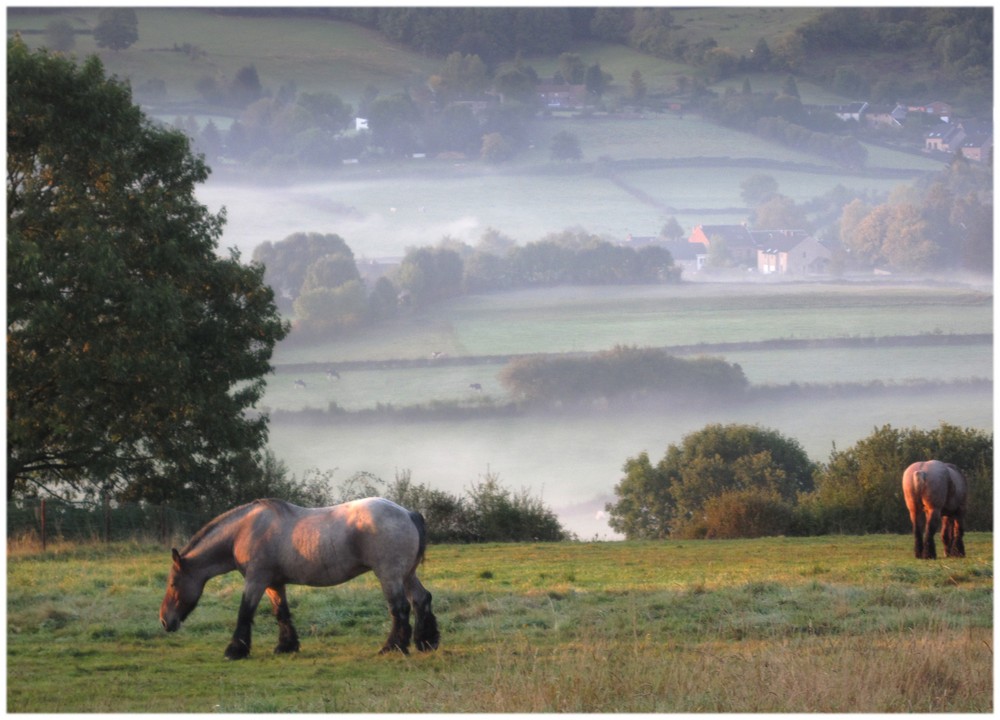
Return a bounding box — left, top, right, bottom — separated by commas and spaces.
6, 536, 992, 712
9, 6, 948, 259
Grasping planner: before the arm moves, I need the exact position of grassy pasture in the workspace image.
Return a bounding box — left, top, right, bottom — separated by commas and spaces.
273, 283, 992, 363
7, 536, 991, 712
263, 341, 991, 414
9, 8, 438, 103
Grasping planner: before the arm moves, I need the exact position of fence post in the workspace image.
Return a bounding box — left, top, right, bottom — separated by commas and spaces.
40, 498, 47, 551
103, 494, 111, 543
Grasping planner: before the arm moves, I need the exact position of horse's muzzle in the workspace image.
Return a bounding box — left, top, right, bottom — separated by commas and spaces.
160, 614, 181, 632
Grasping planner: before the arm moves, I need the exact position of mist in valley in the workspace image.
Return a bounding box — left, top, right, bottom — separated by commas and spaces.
268, 384, 990, 540
194, 122, 993, 542
143, 7, 992, 540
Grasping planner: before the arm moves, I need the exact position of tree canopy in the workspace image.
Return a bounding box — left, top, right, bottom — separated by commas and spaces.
606, 423, 815, 539
93, 8, 138, 51
7, 39, 288, 507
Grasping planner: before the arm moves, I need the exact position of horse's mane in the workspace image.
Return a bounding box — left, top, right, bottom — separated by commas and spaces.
180, 499, 281, 555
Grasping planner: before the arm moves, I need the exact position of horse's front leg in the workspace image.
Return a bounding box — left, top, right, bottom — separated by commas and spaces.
226, 581, 266, 660
266, 585, 300, 654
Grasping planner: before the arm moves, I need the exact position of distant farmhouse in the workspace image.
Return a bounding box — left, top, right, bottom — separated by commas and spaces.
537, 83, 587, 110
812, 98, 992, 164
924, 118, 993, 161
685, 224, 831, 276
752, 230, 831, 276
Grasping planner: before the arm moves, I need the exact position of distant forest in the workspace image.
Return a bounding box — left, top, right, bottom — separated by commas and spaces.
217, 6, 992, 109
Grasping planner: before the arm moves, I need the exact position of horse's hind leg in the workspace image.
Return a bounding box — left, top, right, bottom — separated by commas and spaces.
923, 508, 941, 559
946, 515, 966, 558
406, 574, 440, 652
910, 509, 925, 559
941, 516, 954, 556
266, 585, 300, 654
378, 579, 412, 655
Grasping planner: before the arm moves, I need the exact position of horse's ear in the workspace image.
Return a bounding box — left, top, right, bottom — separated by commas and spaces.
171, 548, 183, 568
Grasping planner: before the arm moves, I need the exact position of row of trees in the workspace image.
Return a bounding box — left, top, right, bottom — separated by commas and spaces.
208, 7, 990, 110
606, 422, 992, 540
498, 346, 748, 407
702, 78, 869, 169
253, 230, 680, 339
838, 152, 992, 273
729, 156, 992, 276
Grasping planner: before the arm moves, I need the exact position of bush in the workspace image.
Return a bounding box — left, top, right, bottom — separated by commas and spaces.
499, 345, 747, 406
695, 488, 795, 539
330, 469, 572, 543
803, 422, 993, 534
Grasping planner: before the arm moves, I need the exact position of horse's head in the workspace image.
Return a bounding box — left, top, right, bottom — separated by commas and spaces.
159, 548, 204, 632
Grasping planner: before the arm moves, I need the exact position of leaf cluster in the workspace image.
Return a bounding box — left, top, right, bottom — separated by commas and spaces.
7, 39, 288, 505
607, 421, 992, 540
330, 469, 571, 543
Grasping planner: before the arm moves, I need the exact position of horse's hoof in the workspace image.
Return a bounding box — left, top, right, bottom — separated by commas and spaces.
415, 639, 439, 652
274, 641, 300, 654
379, 645, 408, 656
224, 643, 251, 660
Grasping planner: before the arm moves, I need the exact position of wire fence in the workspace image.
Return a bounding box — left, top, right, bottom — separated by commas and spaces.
7, 498, 212, 549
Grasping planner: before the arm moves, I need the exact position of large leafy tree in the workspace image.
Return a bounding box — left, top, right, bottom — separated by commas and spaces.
606, 423, 814, 539
7, 39, 288, 506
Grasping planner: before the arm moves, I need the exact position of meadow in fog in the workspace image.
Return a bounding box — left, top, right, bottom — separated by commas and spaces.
197, 158, 936, 261
260, 282, 992, 540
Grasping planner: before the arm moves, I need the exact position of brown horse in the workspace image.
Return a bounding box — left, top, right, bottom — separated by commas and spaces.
159, 497, 440, 659
902, 460, 968, 560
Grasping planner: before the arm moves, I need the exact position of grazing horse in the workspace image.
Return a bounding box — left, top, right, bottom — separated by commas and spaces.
902, 460, 968, 560
159, 497, 440, 660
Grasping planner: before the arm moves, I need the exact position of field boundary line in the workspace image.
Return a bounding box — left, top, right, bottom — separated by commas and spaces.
272, 333, 992, 374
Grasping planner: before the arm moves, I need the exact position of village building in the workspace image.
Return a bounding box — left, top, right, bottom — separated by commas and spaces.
753, 230, 832, 276
536, 83, 587, 110
687, 224, 757, 269
863, 103, 908, 130
686, 224, 830, 276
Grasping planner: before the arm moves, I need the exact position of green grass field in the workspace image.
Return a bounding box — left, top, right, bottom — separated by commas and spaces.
272, 283, 992, 364
7, 536, 992, 712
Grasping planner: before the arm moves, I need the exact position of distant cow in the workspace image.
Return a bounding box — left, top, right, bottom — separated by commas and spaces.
469, 383, 483, 392
294, 379, 307, 389
902, 460, 968, 559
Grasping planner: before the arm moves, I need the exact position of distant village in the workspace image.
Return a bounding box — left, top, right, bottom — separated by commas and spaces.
623, 226, 832, 278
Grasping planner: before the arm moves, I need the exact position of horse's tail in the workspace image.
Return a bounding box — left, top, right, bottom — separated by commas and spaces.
914, 467, 929, 494
409, 510, 428, 565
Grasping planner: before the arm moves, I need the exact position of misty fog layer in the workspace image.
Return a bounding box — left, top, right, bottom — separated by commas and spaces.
269, 385, 990, 540
197, 165, 926, 261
